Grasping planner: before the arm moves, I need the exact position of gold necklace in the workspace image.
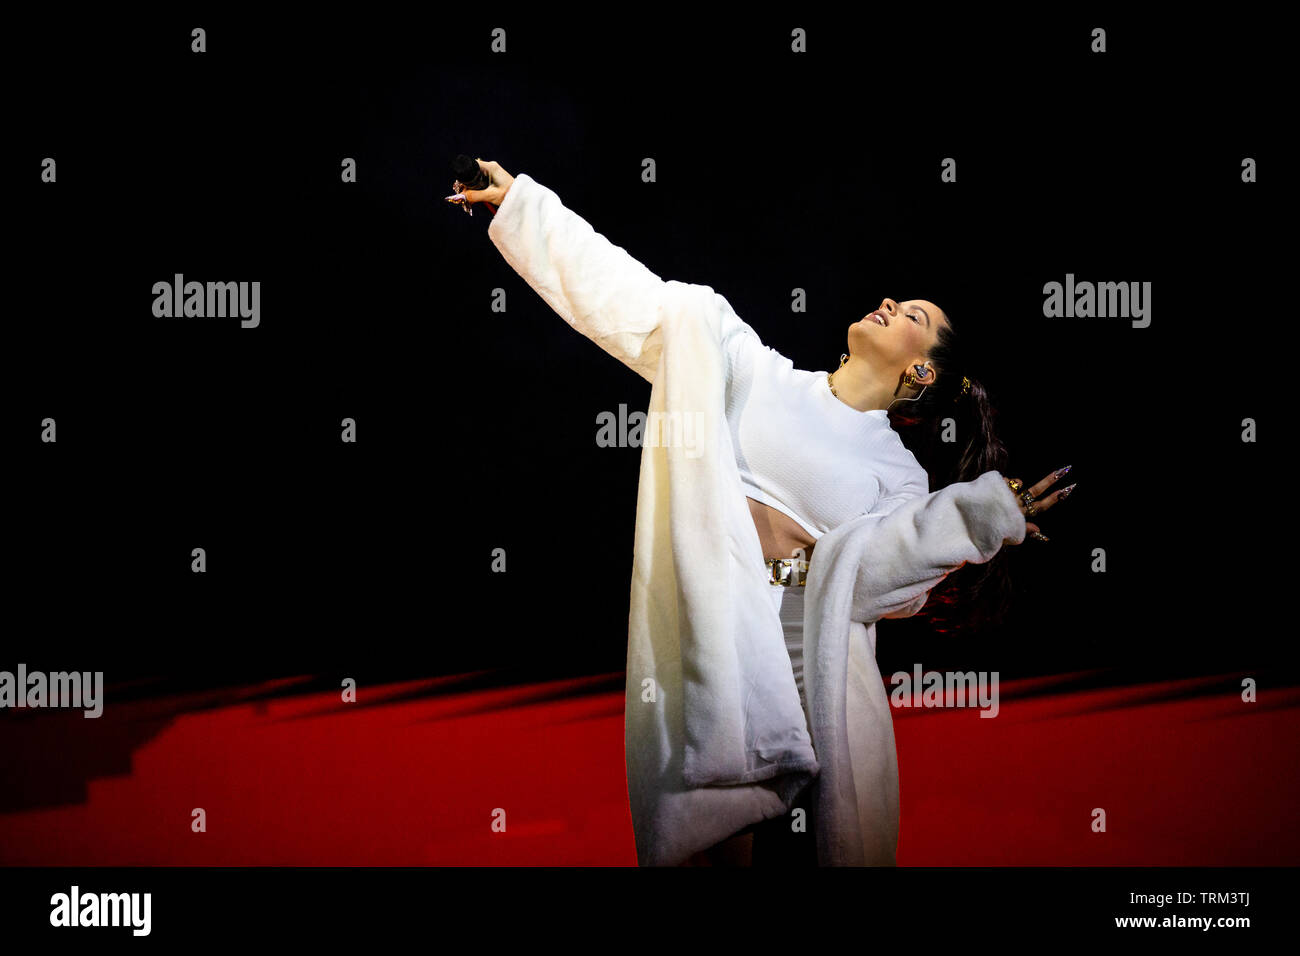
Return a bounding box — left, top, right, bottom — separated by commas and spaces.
827, 353, 849, 397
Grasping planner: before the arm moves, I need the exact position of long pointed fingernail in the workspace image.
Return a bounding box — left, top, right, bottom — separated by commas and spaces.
1054, 465, 1072, 480
1029, 530, 1050, 542
1057, 483, 1077, 501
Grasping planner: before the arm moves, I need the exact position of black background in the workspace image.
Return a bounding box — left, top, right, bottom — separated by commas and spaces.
10, 9, 1285, 693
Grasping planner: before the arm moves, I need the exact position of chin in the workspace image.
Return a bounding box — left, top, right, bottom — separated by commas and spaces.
846, 322, 872, 352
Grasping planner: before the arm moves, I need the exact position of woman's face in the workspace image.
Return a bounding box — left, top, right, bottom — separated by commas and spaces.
847, 298, 949, 375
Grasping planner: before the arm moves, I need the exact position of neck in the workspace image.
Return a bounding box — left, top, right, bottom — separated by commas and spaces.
830, 356, 903, 412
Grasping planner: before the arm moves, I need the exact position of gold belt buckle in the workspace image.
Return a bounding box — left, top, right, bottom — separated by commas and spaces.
766, 557, 808, 587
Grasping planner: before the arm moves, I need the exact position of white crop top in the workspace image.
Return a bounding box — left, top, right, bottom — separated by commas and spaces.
723, 323, 930, 540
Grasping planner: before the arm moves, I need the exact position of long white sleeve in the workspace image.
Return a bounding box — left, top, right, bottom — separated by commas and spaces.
847, 470, 1026, 624
487, 172, 763, 383
867, 468, 931, 521
871, 472, 941, 622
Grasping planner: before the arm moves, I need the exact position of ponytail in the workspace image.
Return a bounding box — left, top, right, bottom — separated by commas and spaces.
887, 319, 1014, 633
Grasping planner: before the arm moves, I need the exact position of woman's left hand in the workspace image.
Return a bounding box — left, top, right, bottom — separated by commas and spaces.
1003, 467, 1076, 543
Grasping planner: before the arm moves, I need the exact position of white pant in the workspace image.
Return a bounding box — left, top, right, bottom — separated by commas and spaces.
767, 582, 808, 718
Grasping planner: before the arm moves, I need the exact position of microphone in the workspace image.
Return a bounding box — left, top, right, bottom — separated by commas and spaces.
447, 154, 496, 217
452, 154, 490, 191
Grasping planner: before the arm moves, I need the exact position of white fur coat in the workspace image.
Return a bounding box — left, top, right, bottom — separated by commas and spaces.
488, 173, 1026, 866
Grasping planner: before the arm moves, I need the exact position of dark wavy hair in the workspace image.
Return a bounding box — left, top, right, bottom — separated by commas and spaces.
885, 314, 1014, 633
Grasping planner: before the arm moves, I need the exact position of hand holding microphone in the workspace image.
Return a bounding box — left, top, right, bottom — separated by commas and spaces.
445, 156, 515, 216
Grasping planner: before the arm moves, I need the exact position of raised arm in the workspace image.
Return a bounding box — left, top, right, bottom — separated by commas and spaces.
474, 162, 762, 383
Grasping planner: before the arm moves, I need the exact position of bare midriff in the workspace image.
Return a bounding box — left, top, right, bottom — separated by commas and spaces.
747, 496, 816, 562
